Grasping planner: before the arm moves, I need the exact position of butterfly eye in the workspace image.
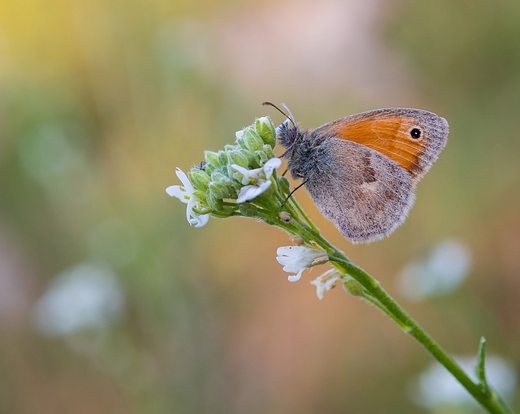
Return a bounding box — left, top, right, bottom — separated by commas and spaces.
410, 127, 422, 139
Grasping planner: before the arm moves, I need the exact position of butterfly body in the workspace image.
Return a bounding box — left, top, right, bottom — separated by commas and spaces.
277, 108, 449, 243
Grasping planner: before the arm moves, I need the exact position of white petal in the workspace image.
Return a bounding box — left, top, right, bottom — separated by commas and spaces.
276, 245, 328, 282
168, 167, 210, 228
236, 185, 259, 203
276, 246, 294, 257
263, 158, 282, 178
231, 164, 261, 185
256, 180, 272, 194
276, 246, 317, 271
186, 198, 197, 223
288, 271, 303, 282
189, 213, 210, 228
311, 269, 341, 299
276, 252, 298, 273
236, 181, 272, 203
185, 198, 209, 228
231, 164, 249, 176
166, 185, 189, 203
257, 116, 270, 126
175, 168, 194, 193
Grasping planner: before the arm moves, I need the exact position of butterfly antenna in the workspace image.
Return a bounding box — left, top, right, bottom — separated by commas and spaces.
262, 101, 296, 128
263, 101, 299, 159
281, 180, 307, 207
280, 103, 296, 125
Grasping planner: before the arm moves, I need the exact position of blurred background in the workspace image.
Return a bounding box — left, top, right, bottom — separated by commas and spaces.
0, 0, 519, 412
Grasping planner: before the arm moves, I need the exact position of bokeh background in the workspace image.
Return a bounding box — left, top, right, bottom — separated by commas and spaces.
1, 0, 519, 413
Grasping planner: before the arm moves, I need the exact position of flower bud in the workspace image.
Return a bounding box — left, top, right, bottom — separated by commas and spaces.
262, 144, 276, 161
217, 151, 229, 167
192, 189, 207, 203
241, 127, 264, 151
343, 278, 364, 296
255, 116, 277, 148
235, 129, 248, 149
210, 171, 229, 184
188, 168, 210, 191
241, 149, 260, 168
254, 150, 268, 163
204, 150, 219, 166
208, 181, 231, 200
206, 191, 224, 212
227, 150, 250, 168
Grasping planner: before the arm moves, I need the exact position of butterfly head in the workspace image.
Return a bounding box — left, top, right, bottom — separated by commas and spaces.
277, 119, 304, 152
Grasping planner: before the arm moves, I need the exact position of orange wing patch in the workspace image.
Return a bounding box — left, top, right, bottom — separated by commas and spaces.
328, 118, 426, 177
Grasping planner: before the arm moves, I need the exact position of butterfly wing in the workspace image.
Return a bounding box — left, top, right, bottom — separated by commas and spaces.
304, 138, 416, 243
312, 108, 449, 183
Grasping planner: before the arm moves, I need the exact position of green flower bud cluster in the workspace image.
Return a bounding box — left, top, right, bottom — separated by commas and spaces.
185, 116, 279, 218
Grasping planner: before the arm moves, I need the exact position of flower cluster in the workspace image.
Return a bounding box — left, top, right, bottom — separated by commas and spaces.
167, 116, 343, 299
166, 116, 284, 226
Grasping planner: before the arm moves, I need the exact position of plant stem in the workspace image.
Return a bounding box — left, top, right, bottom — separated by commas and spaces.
308, 229, 514, 414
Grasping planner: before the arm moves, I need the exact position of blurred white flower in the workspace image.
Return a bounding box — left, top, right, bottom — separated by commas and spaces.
276, 245, 328, 282
166, 167, 209, 228
33, 263, 124, 336
311, 269, 341, 299
398, 239, 472, 301
411, 355, 517, 410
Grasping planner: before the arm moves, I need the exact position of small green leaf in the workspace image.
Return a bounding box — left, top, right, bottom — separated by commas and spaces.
477, 336, 490, 395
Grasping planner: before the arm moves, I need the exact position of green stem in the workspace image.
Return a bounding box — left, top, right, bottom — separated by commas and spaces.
309, 231, 513, 414
288, 197, 319, 232
358, 290, 412, 331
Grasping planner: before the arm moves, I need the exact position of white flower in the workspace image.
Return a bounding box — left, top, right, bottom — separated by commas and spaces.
231, 164, 264, 185
236, 181, 272, 203
166, 168, 209, 228
276, 245, 328, 282
232, 158, 281, 184
232, 158, 282, 203
311, 269, 341, 299
262, 157, 282, 178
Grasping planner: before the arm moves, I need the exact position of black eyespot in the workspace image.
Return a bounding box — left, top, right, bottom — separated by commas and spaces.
410, 128, 422, 139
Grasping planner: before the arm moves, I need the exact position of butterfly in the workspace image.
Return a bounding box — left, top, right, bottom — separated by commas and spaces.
267, 103, 449, 243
